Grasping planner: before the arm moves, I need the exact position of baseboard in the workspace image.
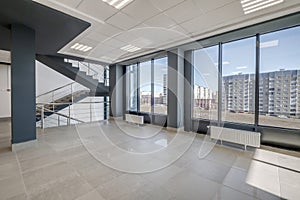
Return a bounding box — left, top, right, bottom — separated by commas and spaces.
166, 126, 185, 132
0, 117, 11, 122
11, 139, 37, 152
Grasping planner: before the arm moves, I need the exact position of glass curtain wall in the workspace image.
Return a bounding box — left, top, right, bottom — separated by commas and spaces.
154, 57, 168, 115
127, 57, 168, 115
222, 37, 256, 124
193, 46, 219, 120
126, 64, 138, 112
192, 26, 300, 130
259, 26, 300, 129
139, 61, 152, 113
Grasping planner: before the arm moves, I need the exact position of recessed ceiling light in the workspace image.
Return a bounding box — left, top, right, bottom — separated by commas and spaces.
241, 0, 284, 14
102, 0, 133, 9
120, 44, 141, 53
70, 43, 93, 52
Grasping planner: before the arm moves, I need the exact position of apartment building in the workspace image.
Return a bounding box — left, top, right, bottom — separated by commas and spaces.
223, 70, 300, 117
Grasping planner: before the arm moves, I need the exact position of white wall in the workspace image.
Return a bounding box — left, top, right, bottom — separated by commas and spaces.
0, 64, 11, 118
36, 61, 73, 96
0, 61, 74, 118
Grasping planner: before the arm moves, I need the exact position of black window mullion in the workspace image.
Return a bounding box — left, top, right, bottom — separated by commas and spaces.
255, 34, 260, 131
137, 62, 140, 113
151, 59, 154, 114
218, 43, 223, 126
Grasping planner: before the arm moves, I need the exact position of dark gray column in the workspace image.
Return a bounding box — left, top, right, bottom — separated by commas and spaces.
167, 49, 184, 128
184, 51, 193, 132
11, 24, 36, 144
109, 64, 124, 118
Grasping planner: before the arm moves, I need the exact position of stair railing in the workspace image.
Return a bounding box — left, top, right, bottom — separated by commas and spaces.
36, 100, 110, 129
64, 59, 109, 85
36, 82, 89, 105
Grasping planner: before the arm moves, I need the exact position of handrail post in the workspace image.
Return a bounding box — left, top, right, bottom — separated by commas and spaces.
41, 105, 44, 129
71, 84, 73, 104
90, 100, 92, 122
68, 105, 71, 125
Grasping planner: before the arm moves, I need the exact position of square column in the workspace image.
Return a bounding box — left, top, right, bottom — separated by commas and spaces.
167, 49, 185, 128
109, 64, 124, 118
11, 24, 36, 144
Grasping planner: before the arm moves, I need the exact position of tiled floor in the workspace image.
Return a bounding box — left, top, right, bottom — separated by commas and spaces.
0, 119, 299, 200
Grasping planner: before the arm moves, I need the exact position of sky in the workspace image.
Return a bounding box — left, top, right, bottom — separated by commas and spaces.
139, 57, 167, 93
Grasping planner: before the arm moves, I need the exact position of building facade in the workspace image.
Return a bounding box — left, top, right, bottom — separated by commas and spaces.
222, 69, 300, 118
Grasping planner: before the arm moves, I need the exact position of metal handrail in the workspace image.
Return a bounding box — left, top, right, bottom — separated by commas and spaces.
37, 82, 75, 98
37, 101, 109, 106
79, 61, 99, 78
36, 106, 84, 123
36, 100, 110, 129
65, 58, 109, 83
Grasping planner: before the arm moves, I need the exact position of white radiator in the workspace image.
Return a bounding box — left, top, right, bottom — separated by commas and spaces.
125, 114, 144, 125
209, 126, 260, 149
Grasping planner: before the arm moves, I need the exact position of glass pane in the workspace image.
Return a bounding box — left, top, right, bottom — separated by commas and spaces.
193, 46, 219, 120
154, 57, 168, 115
126, 64, 138, 111
259, 26, 300, 129
222, 37, 256, 124
139, 61, 152, 113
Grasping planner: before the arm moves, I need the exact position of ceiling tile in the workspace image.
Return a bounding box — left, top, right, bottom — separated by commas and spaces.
106, 12, 141, 30
170, 25, 191, 38
101, 38, 126, 48
180, 1, 244, 35
113, 31, 139, 43
77, 0, 118, 21
192, 0, 236, 13
144, 13, 176, 28
122, 0, 161, 22
58, 0, 82, 8
86, 31, 108, 43
164, 0, 202, 24
91, 43, 115, 55
130, 37, 154, 48
131, 28, 182, 48
108, 48, 129, 58
78, 37, 98, 47
148, 0, 185, 11
284, 0, 300, 7
94, 23, 123, 37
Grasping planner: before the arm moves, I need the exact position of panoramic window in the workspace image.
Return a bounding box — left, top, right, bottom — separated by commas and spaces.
154, 57, 168, 115
126, 64, 138, 112
259, 26, 300, 129
222, 37, 256, 124
139, 61, 152, 113
193, 46, 219, 120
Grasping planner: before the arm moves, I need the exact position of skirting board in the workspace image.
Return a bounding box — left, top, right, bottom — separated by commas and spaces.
11, 139, 37, 152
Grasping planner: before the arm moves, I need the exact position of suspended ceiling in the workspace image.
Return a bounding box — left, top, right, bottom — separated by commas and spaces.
33, 0, 300, 63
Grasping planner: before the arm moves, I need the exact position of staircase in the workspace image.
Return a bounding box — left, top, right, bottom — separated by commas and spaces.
36, 89, 89, 122
36, 55, 109, 96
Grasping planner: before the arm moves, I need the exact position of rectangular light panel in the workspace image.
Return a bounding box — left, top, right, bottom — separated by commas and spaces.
102, 0, 133, 9
70, 43, 93, 52
241, 0, 284, 14
120, 44, 141, 52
